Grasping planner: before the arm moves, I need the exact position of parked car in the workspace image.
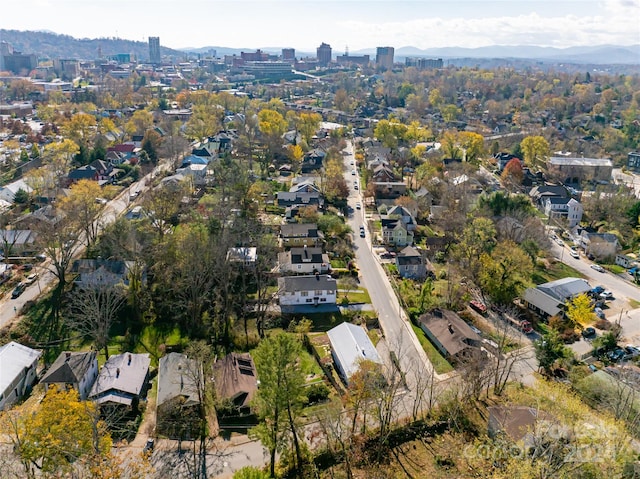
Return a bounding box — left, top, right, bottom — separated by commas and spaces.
599, 291, 614, 300
582, 327, 596, 339
570, 250, 580, 259
590, 264, 605, 273
24, 273, 38, 285
351, 170, 356, 176
594, 307, 605, 320
624, 346, 640, 359
355, 202, 361, 210
359, 226, 365, 238
556, 239, 564, 247
469, 300, 487, 315
143, 438, 155, 453
22, 263, 33, 272
606, 348, 626, 363
11, 282, 26, 299
95, 197, 108, 204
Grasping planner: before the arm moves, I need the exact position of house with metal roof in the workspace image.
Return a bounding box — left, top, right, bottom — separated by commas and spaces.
327, 322, 382, 385
39, 351, 98, 400
0, 341, 41, 411
89, 352, 150, 408
548, 157, 613, 183
522, 277, 591, 318
156, 352, 200, 439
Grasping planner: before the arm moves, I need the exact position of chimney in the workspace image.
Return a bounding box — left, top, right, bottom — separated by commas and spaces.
447, 323, 454, 334
65, 352, 71, 361
128, 354, 132, 365
116, 368, 120, 378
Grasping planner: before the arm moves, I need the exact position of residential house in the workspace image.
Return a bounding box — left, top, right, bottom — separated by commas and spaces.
156, 353, 200, 439
371, 164, 396, 182
0, 229, 37, 257
548, 157, 613, 184
395, 246, 431, 279
578, 232, 620, 261
176, 162, 209, 186
373, 181, 407, 199
278, 246, 330, 274
494, 152, 523, 172
615, 254, 637, 269
89, 352, 150, 408
627, 152, 640, 173
213, 352, 258, 420
301, 149, 326, 173
418, 309, 484, 365
522, 277, 591, 318
381, 219, 412, 247
227, 247, 258, 268
39, 351, 98, 400
279, 223, 324, 248
289, 179, 320, 194
276, 191, 324, 210
0, 341, 41, 411
0, 179, 33, 204
327, 322, 383, 385
529, 184, 569, 207
543, 197, 583, 228
386, 205, 417, 230
106, 143, 137, 164
278, 274, 337, 308
71, 258, 139, 288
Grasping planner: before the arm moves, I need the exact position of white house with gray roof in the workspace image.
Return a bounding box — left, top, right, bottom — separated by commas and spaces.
327, 322, 382, 384
278, 274, 337, 307
89, 352, 150, 407
0, 341, 41, 411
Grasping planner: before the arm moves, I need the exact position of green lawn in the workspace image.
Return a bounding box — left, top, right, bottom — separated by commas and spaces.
410, 323, 453, 374
532, 260, 585, 285
342, 288, 371, 304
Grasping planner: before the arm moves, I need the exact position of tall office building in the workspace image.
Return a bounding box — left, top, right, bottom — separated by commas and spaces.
282, 48, 295, 61
317, 43, 332, 66
376, 46, 395, 70
149, 36, 161, 64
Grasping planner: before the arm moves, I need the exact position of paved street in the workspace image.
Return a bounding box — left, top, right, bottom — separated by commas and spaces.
341, 140, 440, 392
0, 175, 153, 332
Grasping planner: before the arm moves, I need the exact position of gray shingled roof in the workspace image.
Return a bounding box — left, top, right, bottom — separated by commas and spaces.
536, 277, 591, 302
40, 351, 96, 386
157, 353, 200, 408
89, 352, 150, 406
278, 274, 337, 293
419, 309, 480, 357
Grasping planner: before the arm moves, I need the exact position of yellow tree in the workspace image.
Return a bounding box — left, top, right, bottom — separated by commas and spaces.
59, 179, 104, 247
5, 386, 111, 479
458, 131, 485, 163
288, 144, 304, 174
23, 166, 57, 199
43, 139, 80, 178
521, 135, 550, 167
566, 293, 595, 328
125, 109, 154, 136
62, 112, 97, 149
298, 112, 322, 144
184, 104, 223, 141
258, 108, 287, 163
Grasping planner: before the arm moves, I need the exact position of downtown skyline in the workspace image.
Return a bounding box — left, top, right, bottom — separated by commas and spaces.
1, 0, 639, 52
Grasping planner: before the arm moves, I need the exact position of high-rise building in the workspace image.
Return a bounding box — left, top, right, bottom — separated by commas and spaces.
317, 43, 332, 66
376, 47, 394, 70
405, 57, 443, 69
282, 48, 295, 61
149, 37, 161, 64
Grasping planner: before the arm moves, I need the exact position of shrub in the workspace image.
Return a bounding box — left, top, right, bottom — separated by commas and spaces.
305, 382, 330, 405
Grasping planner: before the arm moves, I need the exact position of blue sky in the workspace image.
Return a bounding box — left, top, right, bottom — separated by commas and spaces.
2, 0, 639, 51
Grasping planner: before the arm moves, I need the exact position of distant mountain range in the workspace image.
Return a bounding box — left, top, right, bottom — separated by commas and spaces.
0, 29, 184, 62
1, 29, 638, 66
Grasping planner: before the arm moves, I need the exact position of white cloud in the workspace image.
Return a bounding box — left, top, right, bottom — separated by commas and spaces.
337, 11, 640, 49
